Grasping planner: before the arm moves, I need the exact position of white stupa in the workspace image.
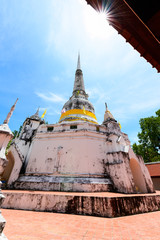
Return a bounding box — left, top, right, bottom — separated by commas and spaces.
3, 57, 154, 194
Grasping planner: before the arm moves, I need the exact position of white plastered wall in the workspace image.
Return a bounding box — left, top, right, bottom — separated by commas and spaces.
26, 131, 106, 176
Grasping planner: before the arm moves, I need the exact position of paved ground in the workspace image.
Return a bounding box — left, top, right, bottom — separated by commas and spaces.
2, 209, 160, 240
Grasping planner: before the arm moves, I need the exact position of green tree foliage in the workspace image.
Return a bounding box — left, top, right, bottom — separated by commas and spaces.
133, 110, 160, 163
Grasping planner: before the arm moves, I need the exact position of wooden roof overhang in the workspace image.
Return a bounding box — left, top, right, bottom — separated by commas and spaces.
85, 0, 160, 72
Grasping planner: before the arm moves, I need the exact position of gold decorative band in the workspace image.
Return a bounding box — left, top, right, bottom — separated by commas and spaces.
59, 109, 97, 121
59, 109, 98, 124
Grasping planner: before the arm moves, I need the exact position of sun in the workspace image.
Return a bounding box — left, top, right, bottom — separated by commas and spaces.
84, 7, 114, 39
97, 11, 108, 22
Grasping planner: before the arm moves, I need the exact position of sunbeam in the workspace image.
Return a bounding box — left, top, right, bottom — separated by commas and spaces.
84, 6, 115, 39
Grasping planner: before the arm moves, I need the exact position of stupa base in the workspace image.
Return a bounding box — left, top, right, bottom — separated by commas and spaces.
1, 190, 160, 218
12, 175, 113, 192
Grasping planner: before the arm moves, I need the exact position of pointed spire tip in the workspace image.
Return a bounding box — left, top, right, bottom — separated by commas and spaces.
3, 98, 18, 124
77, 53, 81, 70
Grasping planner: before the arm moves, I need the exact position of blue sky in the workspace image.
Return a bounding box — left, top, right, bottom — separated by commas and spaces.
0, 0, 159, 144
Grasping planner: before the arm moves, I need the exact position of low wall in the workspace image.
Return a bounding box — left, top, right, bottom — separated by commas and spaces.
2, 190, 160, 218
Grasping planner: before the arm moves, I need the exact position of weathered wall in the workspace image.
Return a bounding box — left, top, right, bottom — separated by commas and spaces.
151, 177, 160, 190
7, 121, 155, 194
26, 131, 106, 176
0, 131, 12, 176
129, 147, 155, 193
2, 190, 160, 218
14, 175, 113, 192
103, 151, 136, 193
5, 146, 23, 185
0, 125, 12, 239
0, 188, 7, 239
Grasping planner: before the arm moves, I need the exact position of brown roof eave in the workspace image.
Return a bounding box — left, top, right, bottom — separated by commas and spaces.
85, 0, 160, 72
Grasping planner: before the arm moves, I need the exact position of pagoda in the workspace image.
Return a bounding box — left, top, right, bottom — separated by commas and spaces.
3, 56, 154, 194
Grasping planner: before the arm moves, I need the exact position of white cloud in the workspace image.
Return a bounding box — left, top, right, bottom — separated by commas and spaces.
130, 98, 160, 113
36, 92, 66, 104
52, 76, 61, 83
38, 106, 61, 116
111, 107, 131, 123
39, 107, 46, 112
44, 0, 132, 71
129, 132, 139, 145
47, 110, 61, 116
86, 87, 110, 102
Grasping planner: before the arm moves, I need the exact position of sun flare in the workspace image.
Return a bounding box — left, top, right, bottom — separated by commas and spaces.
84, 7, 114, 39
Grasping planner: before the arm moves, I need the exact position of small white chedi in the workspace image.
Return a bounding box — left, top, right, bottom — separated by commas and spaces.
0, 98, 18, 240
3, 56, 154, 194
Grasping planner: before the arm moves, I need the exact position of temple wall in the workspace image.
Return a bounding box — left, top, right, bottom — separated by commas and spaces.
0, 132, 12, 165
2, 190, 160, 217
6, 121, 155, 193
5, 146, 23, 185
25, 131, 106, 176
103, 152, 136, 193
0, 124, 13, 239
0, 133, 8, 149
39, 122, 107, 133
13, 138, 30, 160
129, 148, 155, 193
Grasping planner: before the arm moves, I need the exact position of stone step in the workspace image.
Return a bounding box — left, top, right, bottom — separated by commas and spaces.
13, 175, 114, 192
1, 190, 160, 218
